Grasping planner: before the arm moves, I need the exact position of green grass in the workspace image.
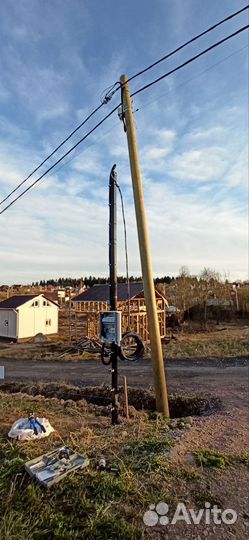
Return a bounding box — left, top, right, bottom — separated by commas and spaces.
0, 390, 247, 540
194, 449, 249, 469
0, 442, 142, 540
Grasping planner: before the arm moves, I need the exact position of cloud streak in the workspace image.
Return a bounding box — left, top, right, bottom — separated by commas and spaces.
0, 0, 248, 283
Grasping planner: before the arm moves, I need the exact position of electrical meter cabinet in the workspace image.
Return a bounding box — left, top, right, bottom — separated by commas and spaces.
100, 311, 122, 345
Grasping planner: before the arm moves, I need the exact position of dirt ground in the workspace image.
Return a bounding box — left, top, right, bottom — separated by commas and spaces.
0, 322, 248, 361
0, 375, 248, 539
0, 322, 248, 539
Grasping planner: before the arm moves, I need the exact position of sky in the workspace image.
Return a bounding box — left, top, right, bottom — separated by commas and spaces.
0, 0, 248, 284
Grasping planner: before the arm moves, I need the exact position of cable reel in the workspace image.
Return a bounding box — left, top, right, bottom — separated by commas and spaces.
119, 332, 145, 361
100, 331, 145, 365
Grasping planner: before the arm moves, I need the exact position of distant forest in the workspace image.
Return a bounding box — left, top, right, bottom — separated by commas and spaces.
32, 276, 174, 288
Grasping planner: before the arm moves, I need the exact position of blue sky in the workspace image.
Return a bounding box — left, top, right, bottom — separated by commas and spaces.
0, 0, 248, 284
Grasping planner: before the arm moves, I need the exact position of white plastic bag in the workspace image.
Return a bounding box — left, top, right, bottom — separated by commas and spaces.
8, 417, 54, 441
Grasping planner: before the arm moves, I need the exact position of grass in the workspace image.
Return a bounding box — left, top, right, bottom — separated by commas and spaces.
193, 449, 249, 469
194, 488, 223, 509
164, 324, 249, 359
0, 323, 248, 361
0, 390, 247, 540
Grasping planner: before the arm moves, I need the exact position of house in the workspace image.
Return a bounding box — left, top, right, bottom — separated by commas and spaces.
0, 294, 59, 341
72, 282, 168, 341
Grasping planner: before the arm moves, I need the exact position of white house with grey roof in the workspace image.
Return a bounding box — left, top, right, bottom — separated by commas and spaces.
0, 295, 59, 341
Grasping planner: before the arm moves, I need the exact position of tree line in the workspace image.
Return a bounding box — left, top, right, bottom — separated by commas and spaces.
32, 275, 174, 288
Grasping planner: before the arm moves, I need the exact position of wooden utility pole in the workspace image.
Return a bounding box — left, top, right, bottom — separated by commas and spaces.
68, 290, 72, 343
120, 74, 169, 416
123, 376, 129, 419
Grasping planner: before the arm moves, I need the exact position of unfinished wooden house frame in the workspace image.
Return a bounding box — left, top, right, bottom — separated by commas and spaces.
72, 283, 168, 341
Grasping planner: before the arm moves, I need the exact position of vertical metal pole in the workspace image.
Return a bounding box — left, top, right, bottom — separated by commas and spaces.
120, 74, 169, 416
109, 165, 118, 312
109, 164, 119, 425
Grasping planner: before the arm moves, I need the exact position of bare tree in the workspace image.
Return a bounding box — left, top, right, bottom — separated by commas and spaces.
178, 265, 190, 278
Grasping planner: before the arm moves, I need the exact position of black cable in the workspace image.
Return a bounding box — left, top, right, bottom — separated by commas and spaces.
0, 103, 106, 207
0, 103, 121, 215
1, 7, 247, 209
116, 183, 131, 327
111, 4, 249, 94
131, 25, 249, 98
134, 44, 248, 113
18, 118, 121, 202
1, 25, 248, 215
12, 43, 248, 208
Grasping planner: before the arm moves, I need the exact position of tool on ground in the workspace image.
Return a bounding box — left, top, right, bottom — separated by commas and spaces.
28, 412, 46, 436
97, 457, 119, 476
25, 446, 89, 488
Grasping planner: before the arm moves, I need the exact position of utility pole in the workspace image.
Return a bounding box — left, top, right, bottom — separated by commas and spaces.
120, 74, 169, 416
109, 164, 119, 424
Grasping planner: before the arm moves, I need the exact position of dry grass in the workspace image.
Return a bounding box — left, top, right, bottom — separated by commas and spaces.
0, 390, 248, 539
0, 324, 248, 362
164, 324, 249, 358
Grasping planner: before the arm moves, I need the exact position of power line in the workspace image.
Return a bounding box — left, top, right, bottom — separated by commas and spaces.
118, 4, 249, 89
1, 24, 248, 215
1, 5, 247, 209
1, 6, 247, 208
0, 103, 120, 215
0, 103, 105, 206
135, 44, 248, 113
19, 118, 122, 201
131, 25, 249, 98
18, 44, 249, 208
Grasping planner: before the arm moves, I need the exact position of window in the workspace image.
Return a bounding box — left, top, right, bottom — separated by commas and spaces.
45, 319, 51, 326
34, 300, 39, 307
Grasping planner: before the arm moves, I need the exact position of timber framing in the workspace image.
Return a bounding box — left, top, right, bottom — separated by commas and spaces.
72, 284, 167, 342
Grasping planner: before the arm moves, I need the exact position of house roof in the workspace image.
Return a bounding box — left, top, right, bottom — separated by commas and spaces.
72, 282, 145, 303
44, 291, 59, 302
0, 294, 58, 309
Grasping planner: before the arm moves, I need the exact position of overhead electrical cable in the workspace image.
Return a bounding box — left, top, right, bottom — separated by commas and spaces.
13, 44, 247, 205
0, 103, 120, 215
1, 6, 247, 207
0, 103, 106, 206
1, 23, 248, 215
1, 5, 247, 207
135, 44, 248, 113
131, 25, 249, 98
18, 118, 122, 201
114, 4, 249, 92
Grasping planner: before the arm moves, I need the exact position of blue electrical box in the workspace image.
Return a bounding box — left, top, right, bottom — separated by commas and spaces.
100, 311, 122, 345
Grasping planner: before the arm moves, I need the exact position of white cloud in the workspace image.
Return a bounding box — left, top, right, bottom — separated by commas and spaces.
0, 2, 247, 283
72, 147, 106, 176
140, 128, 176, 172
226, 146, 248, 189
168, 147, 228, 182
187, 126, 226, 142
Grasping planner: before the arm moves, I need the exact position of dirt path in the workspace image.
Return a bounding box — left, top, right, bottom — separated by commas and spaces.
1, 357, 248, 539
1, 356, 247, 397
2, 356, 248, 451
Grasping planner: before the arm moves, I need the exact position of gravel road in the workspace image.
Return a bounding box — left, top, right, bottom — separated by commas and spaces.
1, 356, 248, 407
